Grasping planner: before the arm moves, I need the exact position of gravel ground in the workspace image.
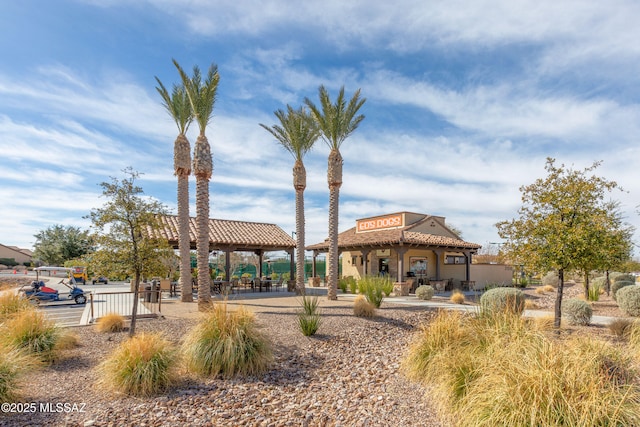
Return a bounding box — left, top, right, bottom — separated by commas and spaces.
1, 302, 443, 427
1, 278, 629, 427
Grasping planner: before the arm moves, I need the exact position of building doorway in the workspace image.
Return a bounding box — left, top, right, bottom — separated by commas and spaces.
379, 258, 390, 276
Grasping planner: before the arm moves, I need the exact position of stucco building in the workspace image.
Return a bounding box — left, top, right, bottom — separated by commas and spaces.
307, 212, 490, 290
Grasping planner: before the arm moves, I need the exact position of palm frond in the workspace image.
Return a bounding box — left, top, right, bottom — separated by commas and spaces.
154, 77, 193, 135
304, 85, 366, 150
260, 105, 320, 161
173, 59, 220, 136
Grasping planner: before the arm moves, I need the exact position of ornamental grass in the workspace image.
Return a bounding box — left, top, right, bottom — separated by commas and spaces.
402, 310, 640, 427
0, 309, 61, 362
0, 344, 39, 403
98, 332, 177, 397
353, 295, 376, 318
182, 303, 273, 377
95, 313, 126, 333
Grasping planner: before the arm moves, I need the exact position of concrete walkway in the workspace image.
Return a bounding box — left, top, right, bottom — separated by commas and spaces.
159, 285, 621, 327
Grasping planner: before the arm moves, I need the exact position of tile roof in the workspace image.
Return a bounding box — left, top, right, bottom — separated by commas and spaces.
306, 227, 481, 251
152, 215, 296, 251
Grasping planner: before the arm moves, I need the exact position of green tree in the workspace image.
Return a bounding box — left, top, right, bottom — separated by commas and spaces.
173, 59, 220, 310
33, 225, 93, 266
260, 105, 320, 294
573, 201, 633, 298
88, 168, 174, 336
155, 74, 194, 303
496, 158, 624, 328
305, 86, 366, 300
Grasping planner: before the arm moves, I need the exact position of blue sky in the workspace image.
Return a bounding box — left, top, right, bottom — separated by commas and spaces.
1, 1, 639, 256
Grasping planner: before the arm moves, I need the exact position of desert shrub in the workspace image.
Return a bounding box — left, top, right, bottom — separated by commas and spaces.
353, 295, 375, 317
616, 286, 640, 317
608, 318, 635, 337
480, 287, 525, 315
98, 333, 177, 396
450, 291, 465, 304
0, 310, 61, 362
562, 298, 593, 326
415, 285, 434, 301
542, 271, 558, 287
534, 287, 546, 295
0, 292, 34, 323
614, 274, 636, 284
0, 345, 39, 402
357, 276, 385, 308
182, 303, 273, 377
612, 281, 635, 301
403, 310, 640, 427
95, 313, 126, 333
298, 296, 322, 336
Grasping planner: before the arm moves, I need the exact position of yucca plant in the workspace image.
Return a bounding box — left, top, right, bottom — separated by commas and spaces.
298, 311, 322, 336
300, 295, 320, 316
182, 303, 273, 377
98, 333, 177, 396
298, 295, 322, 336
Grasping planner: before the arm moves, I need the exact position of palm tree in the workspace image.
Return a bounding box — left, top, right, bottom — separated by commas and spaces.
155, 77, 194, 302
305, 86, 365, 300
173, 59, 220, 310
260, 106, 320, 295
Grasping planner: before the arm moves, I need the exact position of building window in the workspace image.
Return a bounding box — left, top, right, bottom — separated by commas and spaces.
445, 255, 466, 265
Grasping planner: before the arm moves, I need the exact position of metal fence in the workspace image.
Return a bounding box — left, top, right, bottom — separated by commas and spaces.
89, 290, 161, 323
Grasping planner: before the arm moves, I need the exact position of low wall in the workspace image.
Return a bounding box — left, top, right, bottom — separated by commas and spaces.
470, 264, 513, 288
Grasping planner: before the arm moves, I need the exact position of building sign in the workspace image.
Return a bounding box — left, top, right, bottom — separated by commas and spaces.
356, 214, 404, 232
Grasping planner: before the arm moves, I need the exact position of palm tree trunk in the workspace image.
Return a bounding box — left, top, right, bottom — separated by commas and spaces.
177, 173, 192, 302
193, 135, 212, 310
294, 160, 307, 295
326, 149, 343, 301
174, 133, 193, 302
295, 190, 306, 295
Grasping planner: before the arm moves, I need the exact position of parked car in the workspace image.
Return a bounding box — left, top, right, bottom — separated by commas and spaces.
92, 276, 109, 285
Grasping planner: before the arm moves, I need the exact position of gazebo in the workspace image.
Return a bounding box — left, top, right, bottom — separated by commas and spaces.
153, 215, 296, 283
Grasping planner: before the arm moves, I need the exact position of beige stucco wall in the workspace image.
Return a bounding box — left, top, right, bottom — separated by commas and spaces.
0, 245, 32, 265
408, 216, 457, 238
469, 264, 514, 287
341, 248, 471, 283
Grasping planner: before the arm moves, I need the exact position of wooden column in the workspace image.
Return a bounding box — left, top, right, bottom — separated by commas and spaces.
361, 248, 371, 276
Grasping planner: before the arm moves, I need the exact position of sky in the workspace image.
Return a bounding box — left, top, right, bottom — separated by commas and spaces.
1, 0, 639, 257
